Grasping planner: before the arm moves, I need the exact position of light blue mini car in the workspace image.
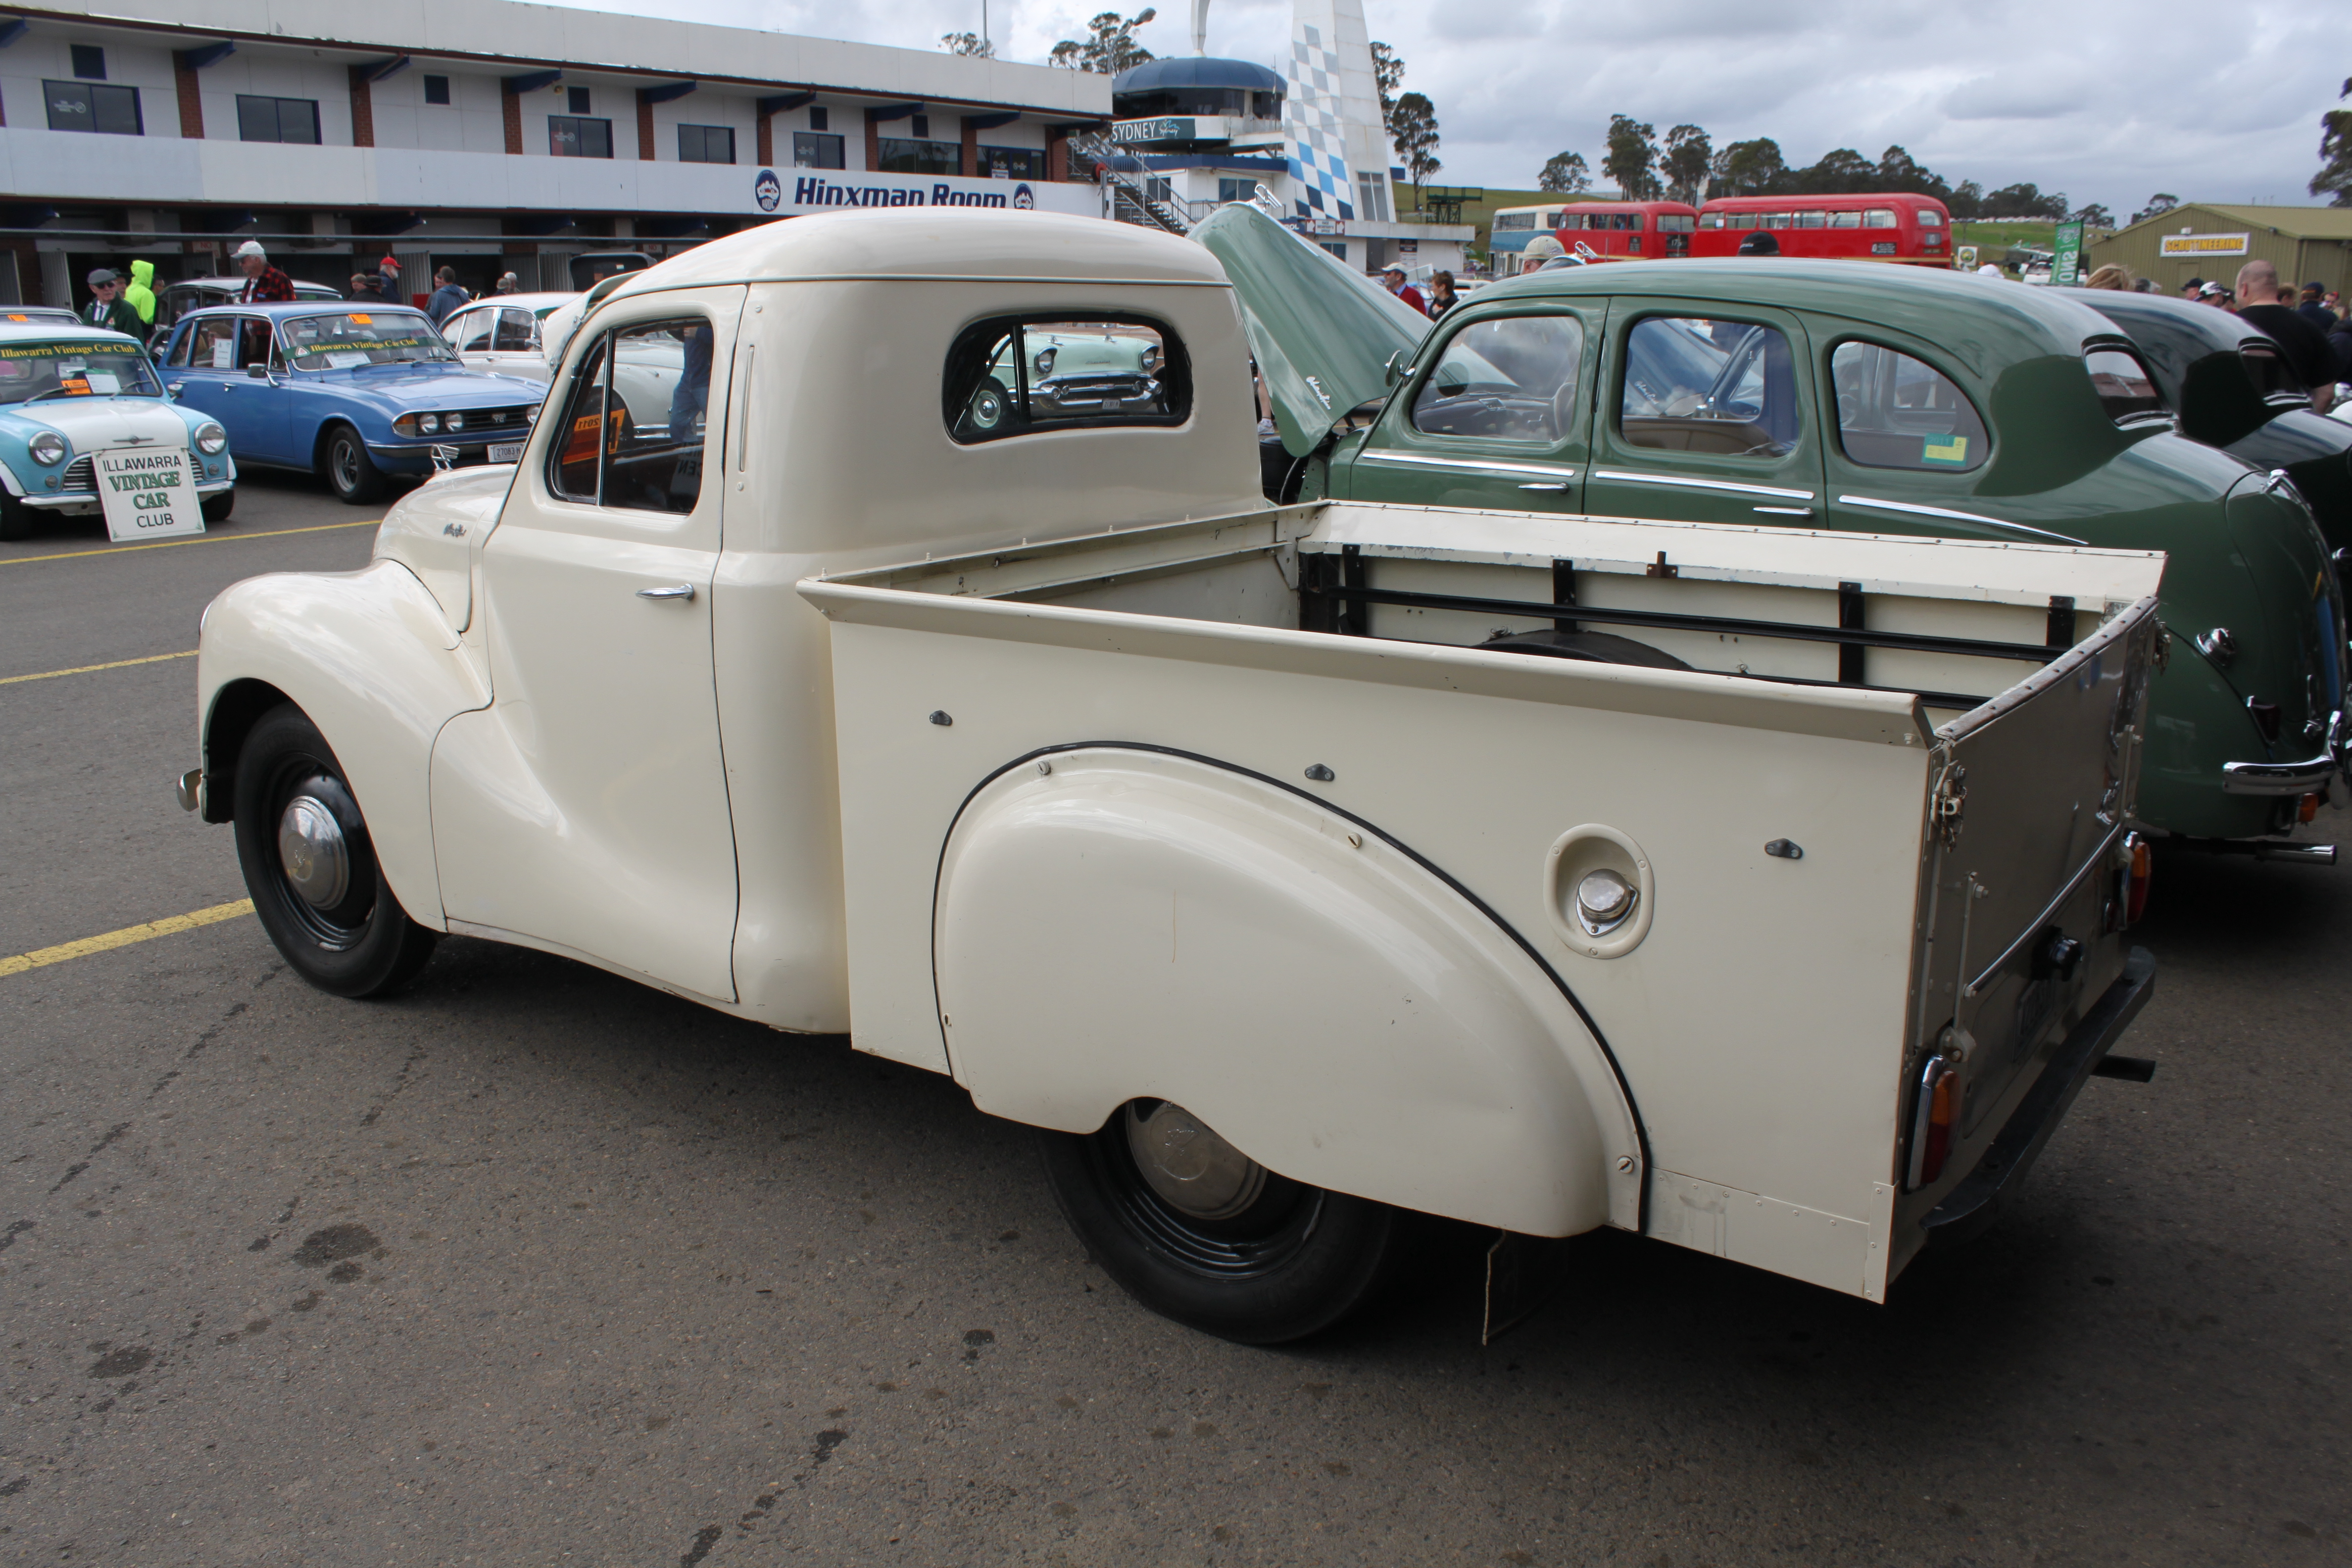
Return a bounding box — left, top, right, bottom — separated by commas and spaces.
157, 303, 545, 504
0, 321, 235, 542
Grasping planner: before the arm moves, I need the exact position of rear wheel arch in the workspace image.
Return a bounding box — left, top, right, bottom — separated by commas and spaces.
932, 743, 1650, 1240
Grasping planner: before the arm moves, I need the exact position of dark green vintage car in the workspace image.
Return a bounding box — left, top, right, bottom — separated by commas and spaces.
1198, 204, 2346, 848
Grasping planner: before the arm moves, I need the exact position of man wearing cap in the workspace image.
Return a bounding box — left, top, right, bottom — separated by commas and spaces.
2298, 282, 2336, 333
1378, 265, 1427, 317
81, 269, 142, 337
2196, 280, 2232, 308
233, 240, 295, 305
494, 272, 520, 296
374, 255, 404, 306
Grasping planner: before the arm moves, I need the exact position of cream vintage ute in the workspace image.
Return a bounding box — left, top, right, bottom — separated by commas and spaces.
184, 211, 2166, 1345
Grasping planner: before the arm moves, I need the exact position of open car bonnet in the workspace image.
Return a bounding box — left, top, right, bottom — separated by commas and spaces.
1191, 203, 1428, 457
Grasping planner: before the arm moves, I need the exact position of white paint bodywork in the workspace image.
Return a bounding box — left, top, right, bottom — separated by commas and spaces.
195, 210, 2168, 1305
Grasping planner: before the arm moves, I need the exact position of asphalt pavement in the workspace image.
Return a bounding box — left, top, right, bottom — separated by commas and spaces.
0, 475, 2345, 1567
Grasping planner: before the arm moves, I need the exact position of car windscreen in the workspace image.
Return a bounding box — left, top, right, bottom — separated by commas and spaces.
0, 340, 165, 403
276, 312, 455, 370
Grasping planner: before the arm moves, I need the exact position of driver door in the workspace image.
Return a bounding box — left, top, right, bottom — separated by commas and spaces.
430, 287, 743, 999
1582, 302, 1825, 529
1337, 303, 1598, 514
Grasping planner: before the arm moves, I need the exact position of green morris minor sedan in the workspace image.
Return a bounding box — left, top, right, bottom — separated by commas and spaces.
1199, 205, 2345, 850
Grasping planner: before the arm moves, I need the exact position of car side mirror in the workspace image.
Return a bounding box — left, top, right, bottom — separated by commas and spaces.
165, 384, 180, 399
246, 363, 270, 379
1383, 350, 1407, 388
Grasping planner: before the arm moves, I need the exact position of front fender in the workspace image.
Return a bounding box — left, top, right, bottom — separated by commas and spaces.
932, 748, 1644, 1239
197, 558, 492, 929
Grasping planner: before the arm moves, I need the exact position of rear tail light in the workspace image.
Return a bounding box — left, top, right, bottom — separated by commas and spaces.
2126, 834, 2152, 924
2300, 792, 2321, 824
1906, 1053, 1963, 1189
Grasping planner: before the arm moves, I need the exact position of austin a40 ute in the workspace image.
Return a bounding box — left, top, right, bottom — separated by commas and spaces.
0, 322, 235, 541
184, 212, 2165, 1345
157, 303, 544, 504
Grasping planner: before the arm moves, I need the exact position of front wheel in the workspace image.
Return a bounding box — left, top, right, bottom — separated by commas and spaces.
323, 426, 386, 504
231, 704, 437, 997
1037, 1099, 1400, 1343
0, 491, 30, 542
200, 488, 234, 524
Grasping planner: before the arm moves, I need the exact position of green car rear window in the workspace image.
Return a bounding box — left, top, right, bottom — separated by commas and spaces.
2085, 347, 2166, 425
1829, 342, 1988, 473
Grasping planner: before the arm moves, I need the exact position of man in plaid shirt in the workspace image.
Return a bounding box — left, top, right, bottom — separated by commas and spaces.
232, 240, 295, 304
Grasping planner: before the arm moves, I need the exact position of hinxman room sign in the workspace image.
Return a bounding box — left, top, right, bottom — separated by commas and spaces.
2157, 233, 2251, 259
751, 168, 1088, 218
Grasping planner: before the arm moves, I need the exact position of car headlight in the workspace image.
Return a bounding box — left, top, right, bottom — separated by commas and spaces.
1141, 346, 1160, 373
418, 413, 441, 435
444, 412, 464, 433
194, 421, 227, 455
28, 430, 66, 466
1033, 347, 1056, 377
523, 404, 539, 425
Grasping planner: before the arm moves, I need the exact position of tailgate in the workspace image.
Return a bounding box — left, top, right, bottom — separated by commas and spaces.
1896, 595, 2163, 1230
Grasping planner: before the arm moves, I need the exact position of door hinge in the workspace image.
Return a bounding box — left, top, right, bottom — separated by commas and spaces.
1932, 762, 1969, 844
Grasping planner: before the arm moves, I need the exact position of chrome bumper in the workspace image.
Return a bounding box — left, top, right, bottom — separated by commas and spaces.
2221, 709, 2349, 795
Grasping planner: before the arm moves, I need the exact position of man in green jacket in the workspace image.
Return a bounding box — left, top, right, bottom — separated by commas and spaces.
81, 269, 142, 338
122, 259, 158, 336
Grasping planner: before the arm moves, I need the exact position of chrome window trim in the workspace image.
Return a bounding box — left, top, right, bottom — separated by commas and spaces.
1837, 493, 2085, 545
1360, 451, 1578, 480
1593, 468, 1813, 501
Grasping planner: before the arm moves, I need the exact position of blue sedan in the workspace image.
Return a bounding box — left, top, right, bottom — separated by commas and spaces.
157, 302, 545, 503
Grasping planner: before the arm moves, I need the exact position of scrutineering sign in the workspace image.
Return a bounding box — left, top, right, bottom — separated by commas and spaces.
95, 448, 203, 543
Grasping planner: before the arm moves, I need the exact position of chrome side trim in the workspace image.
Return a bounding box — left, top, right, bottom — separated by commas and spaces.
1359, 451, 1578, 480
1837, 494, 2087, 545
1593, 469, 1813, 501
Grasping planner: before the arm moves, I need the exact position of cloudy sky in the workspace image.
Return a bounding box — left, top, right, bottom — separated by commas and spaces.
548, 0, 2345, 213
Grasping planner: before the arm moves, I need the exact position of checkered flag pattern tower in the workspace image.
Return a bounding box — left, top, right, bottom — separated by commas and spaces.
1282, 0, 1388, 227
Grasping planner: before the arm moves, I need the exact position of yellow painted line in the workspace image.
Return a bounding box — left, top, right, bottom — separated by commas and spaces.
0, 649, 196, 686
0, 899, 254, 979
0, 517, 380, 567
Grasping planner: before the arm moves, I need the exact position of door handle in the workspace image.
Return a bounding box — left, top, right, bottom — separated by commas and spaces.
637, 583, 696, 601
1517, 482, 1572, 492
1753, 505, 1815, 517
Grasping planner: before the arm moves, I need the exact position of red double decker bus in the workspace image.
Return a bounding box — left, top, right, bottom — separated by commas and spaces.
1547, 199, 1700, 261
1691, 193, 1953, 266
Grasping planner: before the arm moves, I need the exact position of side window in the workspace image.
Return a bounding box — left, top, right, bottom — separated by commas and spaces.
1411, 315, 1584, 442
175, 319, 232, 368
447, 309, 495, 354
1829, 342, 1989, 472
232, 315, 274, 370
2085, 347, 2165, 426
1620, 316, 1800, 457
943, 315, 1190, 444
546, 322, 711, 513
495, 309, 539, 351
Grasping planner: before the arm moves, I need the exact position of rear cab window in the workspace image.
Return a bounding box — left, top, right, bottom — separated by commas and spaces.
944, 315, 1189, 444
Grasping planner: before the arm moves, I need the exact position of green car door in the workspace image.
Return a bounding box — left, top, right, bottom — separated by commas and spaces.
1581, 300, 1826, 530
1332, 302, 1600, 511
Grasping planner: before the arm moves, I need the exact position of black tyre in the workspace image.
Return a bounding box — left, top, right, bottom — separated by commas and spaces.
1038, 1099, 1400, 1344
0, 492, 30, 542
323, 425, 387, 504
231, 704, 437, 998
200, 488, 235, 524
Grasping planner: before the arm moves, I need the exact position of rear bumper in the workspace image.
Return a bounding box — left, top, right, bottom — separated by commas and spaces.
2222, 708, 2349, 795
1922, 946, 2156, 1243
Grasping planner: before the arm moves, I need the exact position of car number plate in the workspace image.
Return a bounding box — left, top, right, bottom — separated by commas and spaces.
488, 441, 524, 464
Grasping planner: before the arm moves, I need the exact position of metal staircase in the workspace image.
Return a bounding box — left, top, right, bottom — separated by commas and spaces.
1070, 132, 1252, 236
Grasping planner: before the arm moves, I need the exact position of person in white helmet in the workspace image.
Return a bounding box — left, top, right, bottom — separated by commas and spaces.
233, 240, 294, 304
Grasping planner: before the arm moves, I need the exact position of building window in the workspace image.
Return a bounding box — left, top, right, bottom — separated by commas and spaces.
567, 86, 592, 114
678, 124, 735, 164
550, 115, 613, 158
1216, 176, 1259, 204
911, 114, 930, 138
1355, 173, 1390, 222
980, 146, 1045, 181
238, 95, 321, 145
792, 132, 844, 169
423, 74, 451, 105
45, 79, 142, 136
809, 106, 828, 131
876, 137, 959, 176
70, 44, 105, 79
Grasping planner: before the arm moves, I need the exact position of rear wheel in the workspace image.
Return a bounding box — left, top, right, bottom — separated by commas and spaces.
1038, 1099, 1400, 1343
323, 426, 386, 504
231, 704, 437, 997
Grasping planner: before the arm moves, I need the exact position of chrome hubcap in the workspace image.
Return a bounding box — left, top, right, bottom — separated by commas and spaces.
1126, 1101, 1267, 1221
277, 794, 351, 909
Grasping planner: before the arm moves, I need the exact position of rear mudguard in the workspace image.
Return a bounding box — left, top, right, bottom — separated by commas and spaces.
197, 558, 491, 929
931, 747, 1645, 1239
